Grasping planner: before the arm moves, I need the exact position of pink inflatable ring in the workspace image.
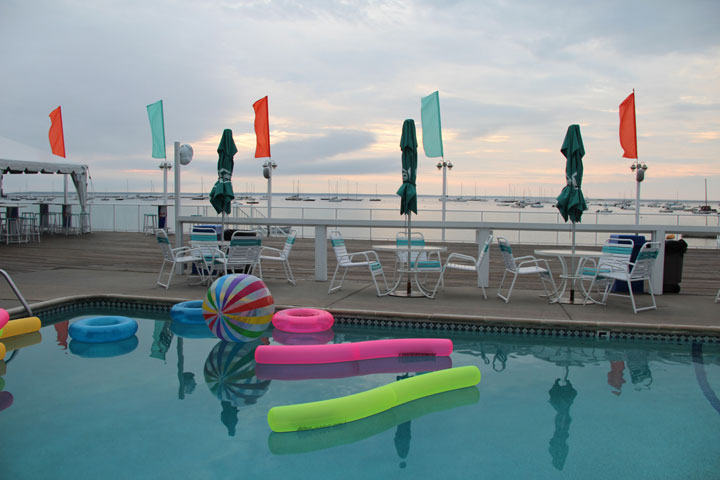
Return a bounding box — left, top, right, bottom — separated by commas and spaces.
272, 308, 334, 333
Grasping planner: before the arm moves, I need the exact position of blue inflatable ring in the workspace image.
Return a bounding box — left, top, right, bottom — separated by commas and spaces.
170, 300, 205, 324
69, 336, 139, 358
69, 316, 138, 343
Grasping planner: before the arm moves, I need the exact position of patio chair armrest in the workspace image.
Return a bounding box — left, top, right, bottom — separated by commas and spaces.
516, 257, 551, 271
444, 253, 477, 266
348, 250, 381, 263
513, 255, 536, 262
172, 246, 195, 257
260, 246, 282, 255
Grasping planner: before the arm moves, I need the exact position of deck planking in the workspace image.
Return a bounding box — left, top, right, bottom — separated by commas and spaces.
0, 231, 717, 296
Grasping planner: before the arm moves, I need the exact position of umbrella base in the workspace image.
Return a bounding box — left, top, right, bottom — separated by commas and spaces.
389, 290, 426, 298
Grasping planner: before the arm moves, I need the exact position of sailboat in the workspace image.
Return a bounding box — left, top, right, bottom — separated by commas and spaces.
192, 178, 206, 200
693, 179, 717, 214
370, 184, 382, 201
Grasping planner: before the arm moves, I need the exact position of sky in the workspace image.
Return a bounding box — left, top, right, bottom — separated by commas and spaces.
1, 0, 719, 201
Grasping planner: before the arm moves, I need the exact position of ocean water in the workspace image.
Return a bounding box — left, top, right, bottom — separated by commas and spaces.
4, 193, 719, 246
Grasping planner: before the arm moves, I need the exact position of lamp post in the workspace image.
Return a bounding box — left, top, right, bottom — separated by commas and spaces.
263, 159, 277, 220
436, 160, 453, 241
630, 160, 647, 226
159, 160, 172, 205
173, 142, 193, 252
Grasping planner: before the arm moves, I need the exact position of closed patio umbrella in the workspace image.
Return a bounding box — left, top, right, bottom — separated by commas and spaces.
396, 119, 418, 296
555, 125, 587, 303
209, 129, 237, 235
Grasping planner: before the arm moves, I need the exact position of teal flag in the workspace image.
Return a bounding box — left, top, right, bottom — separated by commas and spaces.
420, 91, 444, 158
146, 100, 166, 159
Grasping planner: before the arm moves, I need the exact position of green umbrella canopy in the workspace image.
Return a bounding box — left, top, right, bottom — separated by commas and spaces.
396, 119, 418, 216
555, 125, 587, 223
209, 129, 237, 215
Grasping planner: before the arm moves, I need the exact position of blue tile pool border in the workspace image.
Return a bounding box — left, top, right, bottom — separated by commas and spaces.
21, 295, 720, 345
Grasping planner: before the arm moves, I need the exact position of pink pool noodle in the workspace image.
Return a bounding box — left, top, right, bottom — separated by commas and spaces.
254, 338, 453, 365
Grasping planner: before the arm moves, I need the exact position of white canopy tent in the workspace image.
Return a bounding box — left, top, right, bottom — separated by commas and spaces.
0, 159, 89, 213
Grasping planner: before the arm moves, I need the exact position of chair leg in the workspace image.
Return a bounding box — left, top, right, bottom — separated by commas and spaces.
283, 259, 296, 285
539, 271, 558, 303
497, 269, 515, 302
497, 271, 518, 303
477, 271, 487, 300
370, 263, 389, 296
627, 281, 638, 313
328, 264, 343, 293
157, 260, 174, 289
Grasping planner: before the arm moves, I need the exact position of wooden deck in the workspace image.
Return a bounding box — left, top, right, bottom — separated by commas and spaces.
0, 232, 717, 296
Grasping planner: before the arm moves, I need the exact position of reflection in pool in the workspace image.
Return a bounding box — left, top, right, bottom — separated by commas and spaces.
1, 307, 719, 480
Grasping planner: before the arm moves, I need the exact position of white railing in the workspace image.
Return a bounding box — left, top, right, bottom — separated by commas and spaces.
15, 201, 719, 246
176, 214, 720, 295
77, 203, 720, 245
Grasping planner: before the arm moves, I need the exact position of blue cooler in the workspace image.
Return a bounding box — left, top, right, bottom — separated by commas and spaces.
609, 234, 645, 293
192, 224, 222, 240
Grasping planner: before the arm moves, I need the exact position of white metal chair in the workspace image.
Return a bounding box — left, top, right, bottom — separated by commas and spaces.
579, 238, 634, 303
226, 232, 262, 276
430, 234, 494, 299
583, 241, 660, 313
394, 231, 443, 293
259, 229, 297, 285
155, 229, 201, 289
496, 236, 557, 303
328, 230, 389, 296
189, 227, 228, 285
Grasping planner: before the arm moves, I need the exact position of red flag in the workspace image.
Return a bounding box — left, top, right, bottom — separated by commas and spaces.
253, 96, 271, 158
619, 92, 637, 159
48, 106, 66, 158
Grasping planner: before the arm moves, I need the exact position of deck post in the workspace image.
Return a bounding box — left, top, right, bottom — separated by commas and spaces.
651, 228, 665, 296
315, 225, 328, 281
475, 228, 492, 288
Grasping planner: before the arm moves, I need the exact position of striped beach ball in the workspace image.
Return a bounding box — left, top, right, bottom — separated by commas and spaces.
203, 274, 275, 342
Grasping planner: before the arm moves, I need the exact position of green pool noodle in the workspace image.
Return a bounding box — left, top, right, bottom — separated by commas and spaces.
267, 365, 481, 433
269, 385, 480, 454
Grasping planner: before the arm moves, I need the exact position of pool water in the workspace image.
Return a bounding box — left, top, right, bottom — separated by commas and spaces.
1, 308, 719, 480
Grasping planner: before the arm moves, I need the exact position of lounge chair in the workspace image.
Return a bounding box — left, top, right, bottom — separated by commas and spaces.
328, 230, 389, 296
155, 229, 201, 289
583, 241, 660, 313
430, 234, 493, 299
259, 229, 297, 285
496, 236, 557, 303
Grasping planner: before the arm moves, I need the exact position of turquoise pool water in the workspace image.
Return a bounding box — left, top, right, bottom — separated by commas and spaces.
1, 307, 719, 480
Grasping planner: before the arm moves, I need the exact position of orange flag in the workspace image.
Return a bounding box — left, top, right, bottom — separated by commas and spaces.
48, 106, 66, 158
253, 96, 270, 158
619, 92, 637, 159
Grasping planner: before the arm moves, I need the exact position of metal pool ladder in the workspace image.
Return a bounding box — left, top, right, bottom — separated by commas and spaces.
0, 269, 33, 316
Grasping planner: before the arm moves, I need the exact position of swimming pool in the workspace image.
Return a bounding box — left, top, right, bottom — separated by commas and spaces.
2, 305, 719, 480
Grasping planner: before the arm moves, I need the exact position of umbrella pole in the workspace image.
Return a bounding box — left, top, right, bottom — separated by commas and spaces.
406, 212, 412, 295
570, 221, 576, 303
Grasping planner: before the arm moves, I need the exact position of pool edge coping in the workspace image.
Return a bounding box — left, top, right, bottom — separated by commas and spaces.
13, 293, 720, 341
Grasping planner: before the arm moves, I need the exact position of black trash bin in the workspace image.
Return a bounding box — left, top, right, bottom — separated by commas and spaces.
663, 239, 688, 293
610, 234, 646, 293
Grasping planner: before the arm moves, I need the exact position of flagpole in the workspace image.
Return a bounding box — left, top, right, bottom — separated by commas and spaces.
633, 89, 640, 226
441, 156, 447, 242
